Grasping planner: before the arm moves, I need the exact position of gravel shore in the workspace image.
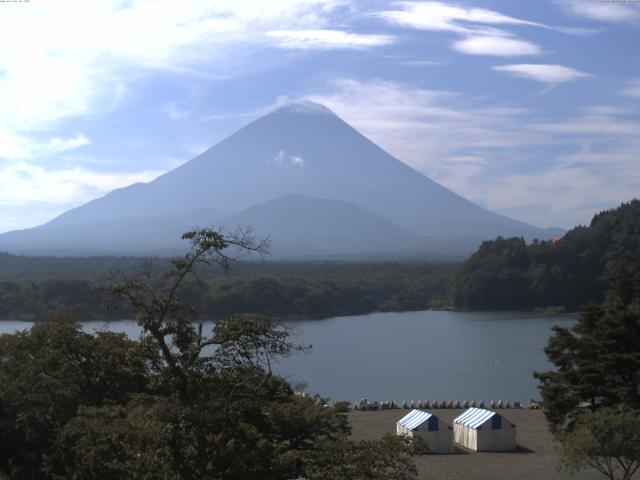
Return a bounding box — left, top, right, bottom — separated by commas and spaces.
348, 409, 606, 480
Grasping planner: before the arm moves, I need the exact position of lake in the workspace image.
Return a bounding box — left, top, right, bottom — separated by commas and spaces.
0, 310, 576, 403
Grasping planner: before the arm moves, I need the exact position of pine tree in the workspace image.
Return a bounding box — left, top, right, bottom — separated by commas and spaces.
534, 252, 640, 432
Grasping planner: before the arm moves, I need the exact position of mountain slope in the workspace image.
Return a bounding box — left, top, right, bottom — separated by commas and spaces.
217, 194, 426, 257
0, 101, 551, 256
0, 209, 223, 255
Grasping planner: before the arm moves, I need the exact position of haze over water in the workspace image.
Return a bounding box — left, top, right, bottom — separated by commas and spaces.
1, 310, 576, 403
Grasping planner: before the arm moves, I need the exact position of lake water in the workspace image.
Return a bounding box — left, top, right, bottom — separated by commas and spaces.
0, 310, 576, 403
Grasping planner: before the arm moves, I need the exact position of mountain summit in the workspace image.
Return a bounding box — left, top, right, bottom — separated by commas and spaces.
0, 101, 550, 257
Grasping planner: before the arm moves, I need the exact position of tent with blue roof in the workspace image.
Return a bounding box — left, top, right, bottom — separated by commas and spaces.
396, 409, 452, 453
453, 407, 516, 451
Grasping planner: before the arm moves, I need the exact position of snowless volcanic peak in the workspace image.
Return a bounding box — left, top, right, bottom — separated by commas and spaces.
270, 100, 336, 116
0, 101, 551, 256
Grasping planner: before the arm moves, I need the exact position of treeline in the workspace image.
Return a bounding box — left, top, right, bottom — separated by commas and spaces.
0, 263, 455, 321
451, 200, 640, 310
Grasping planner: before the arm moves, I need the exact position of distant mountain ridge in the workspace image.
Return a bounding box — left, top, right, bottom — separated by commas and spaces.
0, 101, 553, 257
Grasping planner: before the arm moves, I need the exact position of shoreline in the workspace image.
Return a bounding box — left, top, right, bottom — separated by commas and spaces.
0, 307, 580, 323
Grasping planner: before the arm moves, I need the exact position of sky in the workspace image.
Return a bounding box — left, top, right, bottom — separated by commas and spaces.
0, 0, 639, 233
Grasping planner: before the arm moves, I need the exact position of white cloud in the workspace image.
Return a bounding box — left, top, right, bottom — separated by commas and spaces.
620, 78, 640, 98
47, 134, 91, 153
266, 29, 394, 49
376, 1, 546, 34
0, 160, 162, 206
272, 150, 305, 167
553, 0, 640, 23
161, 102, 191, 121
0, 130, 29, 159
0, 159, 163, 233
400, 59, 447, 66
0, 0, 346, 150
376, 1, 548, 58
492, 64, 590, 84
453, 35, 541, 56
0, 131, 90, 159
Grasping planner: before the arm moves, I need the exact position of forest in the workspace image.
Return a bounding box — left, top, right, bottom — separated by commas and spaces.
451, 200, 640, 310
0, 257, 454, 321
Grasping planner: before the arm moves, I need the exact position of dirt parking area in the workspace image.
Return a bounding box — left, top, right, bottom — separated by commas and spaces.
348, 409, 607, 480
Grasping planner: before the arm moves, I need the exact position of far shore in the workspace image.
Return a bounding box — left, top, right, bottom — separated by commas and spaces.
0, 306, 580, 324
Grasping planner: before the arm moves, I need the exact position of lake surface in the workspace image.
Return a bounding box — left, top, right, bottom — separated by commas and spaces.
1, 310, 576, 403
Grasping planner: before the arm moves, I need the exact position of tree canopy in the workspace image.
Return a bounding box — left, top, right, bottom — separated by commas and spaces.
534, 253, 640, 432
558, 405, 640, 480
0, 228, 425, 480
451, 200, 640, 310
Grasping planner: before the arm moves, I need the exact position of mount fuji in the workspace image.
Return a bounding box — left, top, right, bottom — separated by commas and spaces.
0, 101, 550, 257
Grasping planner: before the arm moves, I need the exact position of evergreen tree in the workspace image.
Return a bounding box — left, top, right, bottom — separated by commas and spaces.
534, 253, 640, 432
452, 199, 640, 310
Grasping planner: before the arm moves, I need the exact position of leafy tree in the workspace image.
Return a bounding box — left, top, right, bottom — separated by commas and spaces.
0, 316, 150, 479
304, 434, 427, 480
534, 253, 640, 432
0, 228, 426, 480
558, 405, 640, 480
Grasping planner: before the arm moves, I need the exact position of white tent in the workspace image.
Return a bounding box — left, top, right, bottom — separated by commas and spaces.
453, 408, 516, 452
396, 409, 453, 453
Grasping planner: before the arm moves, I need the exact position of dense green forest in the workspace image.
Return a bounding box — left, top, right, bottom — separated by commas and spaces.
451, 200, 640, 310
0, 258, 454, 321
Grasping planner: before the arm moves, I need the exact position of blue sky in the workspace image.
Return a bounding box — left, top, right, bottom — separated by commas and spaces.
0, 0, 639, 233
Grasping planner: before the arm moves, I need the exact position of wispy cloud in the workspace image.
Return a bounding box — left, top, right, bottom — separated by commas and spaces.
376, 1, 547, 57
620, 78, 640, 98
0, 161, 160, 206
492, 64, 590, 85
161, 102, 191, 121
0, 131, 90, 159
266, 29, 394, 49
0, 0, 345, 153
272, 150, 305, 167
453, 35, 541, 56
0, 159, 163, 232
47, 134, 91, 153
553, 0, 640, 23
400, 59, 447, 66
376, 1, 546, 34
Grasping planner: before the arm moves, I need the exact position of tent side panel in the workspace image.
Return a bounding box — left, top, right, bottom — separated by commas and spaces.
416, 430, 453, 454
453, 424, 477, 451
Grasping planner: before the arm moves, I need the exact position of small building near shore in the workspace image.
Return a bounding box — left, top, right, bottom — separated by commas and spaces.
396, 409, 453, 453
453, 407, 516, 451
